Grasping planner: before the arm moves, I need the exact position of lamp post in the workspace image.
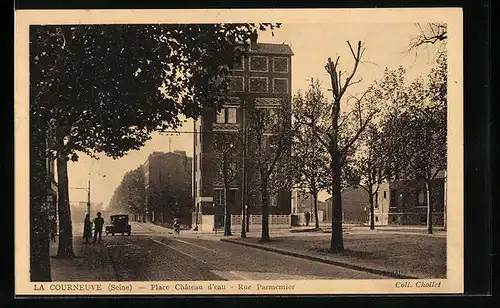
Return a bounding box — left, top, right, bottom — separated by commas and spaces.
70, 173, 105, 217
70, 183, 91, 216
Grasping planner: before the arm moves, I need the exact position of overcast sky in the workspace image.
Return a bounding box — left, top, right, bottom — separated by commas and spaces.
67, 22, 441, 206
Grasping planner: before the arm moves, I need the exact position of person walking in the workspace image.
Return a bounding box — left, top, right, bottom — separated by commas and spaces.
50, 219, 57, 243
83, 214, 92, 244
93, 212, 105, 244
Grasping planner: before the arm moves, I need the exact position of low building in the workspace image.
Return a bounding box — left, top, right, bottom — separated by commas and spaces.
373, 172, 446, 226
326, 187, 369, 225
291, 190, 327, 225
325, 171, 447, 226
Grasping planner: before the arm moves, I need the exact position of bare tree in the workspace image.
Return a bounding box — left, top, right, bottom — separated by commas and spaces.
408, 23, 447, 57
292, 79, 330, 230
296, 41, 374, 252
212, 132, 240, 236
247, 104, 294, 242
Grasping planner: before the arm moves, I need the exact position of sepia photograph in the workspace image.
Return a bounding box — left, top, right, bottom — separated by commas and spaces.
15, 8, 463, 295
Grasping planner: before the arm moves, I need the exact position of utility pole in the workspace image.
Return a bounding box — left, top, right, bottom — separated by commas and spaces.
87, 180, 91, 216
241, 100, 247, 238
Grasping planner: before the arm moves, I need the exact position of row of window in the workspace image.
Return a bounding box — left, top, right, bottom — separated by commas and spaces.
215, 106, 279, 125
233, 55, 289, 73
214, 189, 278, 207
229, 76, 288, 94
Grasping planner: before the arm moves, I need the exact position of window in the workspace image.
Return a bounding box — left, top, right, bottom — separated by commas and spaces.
375, 216, 379, 222
216, 109, 226, 124
256, 108, 278, 128
229, 76, 244, 92
417, 188, 427, 206
232, 55, 244, 71
215, 189, 225, 205
383, 191, 387, 199
374, 192, 379, 208
216, 107, 238, 124
270, 193, 278, 207
273, 57, 288, 73
249, 77, 268, 93
273, 78, 288, 94
390, 190, 398, 208
227, 108, 237, 124
249, 56, 268, 72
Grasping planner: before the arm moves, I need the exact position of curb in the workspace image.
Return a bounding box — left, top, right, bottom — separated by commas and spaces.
220, 238, 421, 279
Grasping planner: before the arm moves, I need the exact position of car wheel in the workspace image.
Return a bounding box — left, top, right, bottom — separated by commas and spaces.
112, 233, 115, 236
127, 232, 131, 236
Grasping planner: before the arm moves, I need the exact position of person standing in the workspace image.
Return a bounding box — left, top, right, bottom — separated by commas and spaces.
305, 211, 310, 227
83, 214, 92, 244
93, 212, 105, 244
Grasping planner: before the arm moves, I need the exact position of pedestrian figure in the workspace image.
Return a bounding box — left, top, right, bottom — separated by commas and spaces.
93, 212, 105, 244
83, 214, 92, 244
305, 211, 310, 227
50, 219, 57, 243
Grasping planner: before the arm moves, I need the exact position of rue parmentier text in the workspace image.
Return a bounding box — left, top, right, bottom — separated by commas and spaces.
151, 283, 296, 291
395, 281, 442, 288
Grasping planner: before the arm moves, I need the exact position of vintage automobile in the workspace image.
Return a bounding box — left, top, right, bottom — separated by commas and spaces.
105, 214, 131, 236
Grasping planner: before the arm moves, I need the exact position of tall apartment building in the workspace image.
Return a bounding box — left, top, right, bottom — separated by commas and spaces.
143, 151, 193, 225
193, 36, 293, 231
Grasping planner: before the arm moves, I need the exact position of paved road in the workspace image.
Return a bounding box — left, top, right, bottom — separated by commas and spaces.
73, 222, 385, 281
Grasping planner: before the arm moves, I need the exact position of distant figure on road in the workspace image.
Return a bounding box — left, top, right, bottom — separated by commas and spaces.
173, 218, 180, 235
93, 212, 105, 244
83, 214, 92, 244
305, 211, 310, 227
50, 219, 57, 243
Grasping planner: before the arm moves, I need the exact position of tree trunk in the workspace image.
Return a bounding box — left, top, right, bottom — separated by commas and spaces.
426, 181, 433, 234
313, 192, 320, 230
30, 151, 52, 281
56, 154, 74, 258
261, 183, 270, 242
369, 189, 375, 230
330, 161, 344, 252
223, 185, 232, 236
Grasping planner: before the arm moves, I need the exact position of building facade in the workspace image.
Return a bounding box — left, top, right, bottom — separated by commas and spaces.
326, 187, 368, 225
325, 171, 447, 226
291, 190, 327, 225
193, 38, 294, 231
372, 174, 446, 226
143, 151, 193, 227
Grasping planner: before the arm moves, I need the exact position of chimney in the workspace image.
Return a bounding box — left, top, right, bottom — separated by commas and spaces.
249, 30, 258, 50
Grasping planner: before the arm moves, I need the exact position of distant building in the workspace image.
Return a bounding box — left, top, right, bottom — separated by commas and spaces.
291, 190, 327, 224
326, 187, 368, 225
373, 171, 446, 226
325, 171, 447, 226
193, 36, 294, 231
142, 151, 193, 226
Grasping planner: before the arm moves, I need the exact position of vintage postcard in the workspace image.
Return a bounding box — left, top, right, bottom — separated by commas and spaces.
14, 8, 463, 295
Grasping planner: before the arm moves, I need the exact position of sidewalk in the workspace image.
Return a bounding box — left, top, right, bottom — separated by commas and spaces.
50, 230, 116, 281
221, 231, 446, 279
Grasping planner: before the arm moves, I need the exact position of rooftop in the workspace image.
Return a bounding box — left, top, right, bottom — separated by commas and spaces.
236, 42, 294, 56
251, 43, 294, 56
